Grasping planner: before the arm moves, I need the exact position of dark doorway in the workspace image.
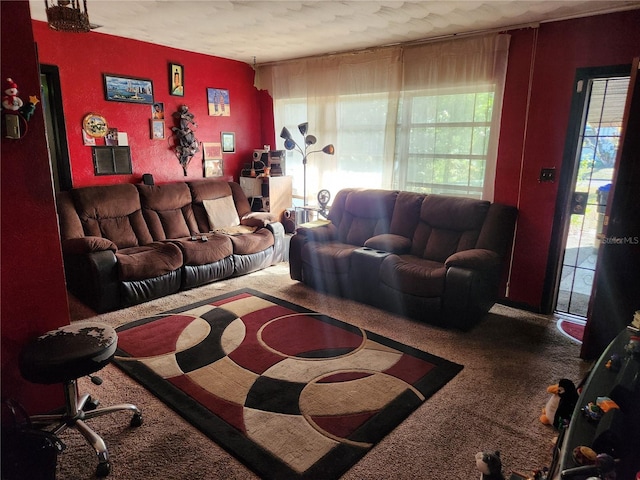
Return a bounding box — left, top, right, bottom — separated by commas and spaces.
40, 64, 72, 192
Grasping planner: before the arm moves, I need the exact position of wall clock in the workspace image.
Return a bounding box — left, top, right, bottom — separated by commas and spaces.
82, 113, 108, 138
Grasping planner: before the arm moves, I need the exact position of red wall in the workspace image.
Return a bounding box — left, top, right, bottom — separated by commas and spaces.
496, 10, 640, 310
32, 21, 265, 186
1, 1, 67, 413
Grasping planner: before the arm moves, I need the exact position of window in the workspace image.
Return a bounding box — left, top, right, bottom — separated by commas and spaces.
264, 34, 509, 203
277, 87, 495, 201
395, 88, 495, 199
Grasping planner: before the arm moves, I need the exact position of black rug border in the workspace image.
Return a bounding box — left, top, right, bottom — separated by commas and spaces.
113, 288, 463, 480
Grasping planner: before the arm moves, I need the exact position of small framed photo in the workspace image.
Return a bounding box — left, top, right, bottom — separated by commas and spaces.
207, 88, 230, 116
105, 128, 119, 146
152, 102, 164, 119
150, 119, 165, 139
204, 158, 224, 177
221, 132, 235, 153
103, 74, 154, 104
202, 142, 222, 160
169, 63, 184, 97
202, 142, 224, 177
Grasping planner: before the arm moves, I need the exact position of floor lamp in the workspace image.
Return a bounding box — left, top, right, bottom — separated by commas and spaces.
280, 122, 334, 206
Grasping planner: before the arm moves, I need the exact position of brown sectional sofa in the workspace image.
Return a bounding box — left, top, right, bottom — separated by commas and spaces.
57, 179, 284, 313
289, 188, 517, 330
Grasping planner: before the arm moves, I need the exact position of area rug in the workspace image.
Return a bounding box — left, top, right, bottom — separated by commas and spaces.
556, 317, 585, 343
113, 288, 463, 479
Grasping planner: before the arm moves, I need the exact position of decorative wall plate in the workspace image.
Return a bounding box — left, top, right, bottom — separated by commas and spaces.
82, 113, 108, 138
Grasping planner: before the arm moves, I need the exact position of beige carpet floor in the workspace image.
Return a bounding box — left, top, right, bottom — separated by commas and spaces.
58, 263, 592, 479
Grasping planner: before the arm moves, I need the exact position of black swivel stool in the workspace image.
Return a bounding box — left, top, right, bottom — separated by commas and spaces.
19, 322, 142, 477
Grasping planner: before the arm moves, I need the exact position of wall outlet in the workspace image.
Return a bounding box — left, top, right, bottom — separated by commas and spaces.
539, 167, 556, 182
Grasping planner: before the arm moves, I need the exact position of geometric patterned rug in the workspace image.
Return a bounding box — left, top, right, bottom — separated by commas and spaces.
113, 289, 463, 479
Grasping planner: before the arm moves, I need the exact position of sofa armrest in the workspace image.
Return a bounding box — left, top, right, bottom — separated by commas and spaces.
63, 249, 120, 313
241, 211, 277, 227
364, 234, 411, 254
445, 249, 500, 270
296, 222, 337, 242
265, 221, 285, 264
61, 236, 118, 255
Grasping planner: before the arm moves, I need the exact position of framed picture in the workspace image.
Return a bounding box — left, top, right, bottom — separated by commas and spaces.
152, 102, 164, 119
202, 142, 222, 160
221, 132, 235, 153
150, 119, 165, 139
103, 74, 154, 104
105, 128, 119, 146
169, 63, 184, 97
207, 88, 230, 116
204, 158, 224, 178
202, 142, 224, 177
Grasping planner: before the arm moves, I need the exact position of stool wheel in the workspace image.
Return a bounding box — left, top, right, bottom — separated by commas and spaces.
84, 396, 100, 411
96, 461, 111, 477
130, 412, 143, 427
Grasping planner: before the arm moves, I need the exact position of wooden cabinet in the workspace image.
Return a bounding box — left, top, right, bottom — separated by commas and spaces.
240, 176, 292, 222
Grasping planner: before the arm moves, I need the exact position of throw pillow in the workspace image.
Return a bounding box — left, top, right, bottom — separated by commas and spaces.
202, 196, 240, 229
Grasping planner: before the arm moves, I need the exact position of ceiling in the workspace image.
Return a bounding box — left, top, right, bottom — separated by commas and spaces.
30, 1, 640, 64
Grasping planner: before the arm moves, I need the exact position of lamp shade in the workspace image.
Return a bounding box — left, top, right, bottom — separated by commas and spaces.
280, 127, 292, 140
322, 144, 335, 155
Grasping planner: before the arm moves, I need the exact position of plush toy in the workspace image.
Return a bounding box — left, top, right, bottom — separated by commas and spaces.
2, 77, 23, 111
540, 378, 579, 429
475, 451, 505, 480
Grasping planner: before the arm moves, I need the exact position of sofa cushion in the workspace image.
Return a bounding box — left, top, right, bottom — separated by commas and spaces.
227, 228, 274, 255
137, 183, 196, 240
172, 234, 233, 266
411, 196, 490, 262
116, 242, 183, 282
380, 255, 447, 297
203, 196, 240, 229
72, 184, 153, 248
334, 190, 397, 246
188, 180, 253, 233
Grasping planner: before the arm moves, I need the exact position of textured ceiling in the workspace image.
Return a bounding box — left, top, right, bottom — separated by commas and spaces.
30, 1, 640, 64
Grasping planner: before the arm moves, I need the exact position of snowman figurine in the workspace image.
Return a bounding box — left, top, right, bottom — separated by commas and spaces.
2, 78, 24, 112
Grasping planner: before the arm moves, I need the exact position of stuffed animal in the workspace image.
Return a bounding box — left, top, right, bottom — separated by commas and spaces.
540, 378, 579, 429
475, 451, 505, 480
2, 78, 23, 111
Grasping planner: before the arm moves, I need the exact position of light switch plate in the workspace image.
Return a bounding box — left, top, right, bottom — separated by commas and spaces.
5, 114, 20, 139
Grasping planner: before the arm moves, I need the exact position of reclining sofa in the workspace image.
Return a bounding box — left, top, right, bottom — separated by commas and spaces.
57, 179, 285, 313
289, 188, 517, 330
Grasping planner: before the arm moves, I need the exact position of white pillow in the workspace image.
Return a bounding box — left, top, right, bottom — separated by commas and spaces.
202, 196, 240, 229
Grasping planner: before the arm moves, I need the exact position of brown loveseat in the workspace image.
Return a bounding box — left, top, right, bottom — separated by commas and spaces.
289, 188, 517, 330
57, 179, 285, 313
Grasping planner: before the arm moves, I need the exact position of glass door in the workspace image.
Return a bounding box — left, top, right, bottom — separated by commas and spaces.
556, 74, 630, 317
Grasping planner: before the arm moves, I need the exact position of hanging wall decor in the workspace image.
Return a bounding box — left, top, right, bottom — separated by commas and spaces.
103, 74, 154, 104
171, 105, 199, 175
206, 88, 230, 116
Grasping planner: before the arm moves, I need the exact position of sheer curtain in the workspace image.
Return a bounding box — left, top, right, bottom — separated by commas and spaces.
255, 33, 510, 204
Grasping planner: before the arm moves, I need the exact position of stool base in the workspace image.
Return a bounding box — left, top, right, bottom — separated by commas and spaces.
30, 379, 142, 477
